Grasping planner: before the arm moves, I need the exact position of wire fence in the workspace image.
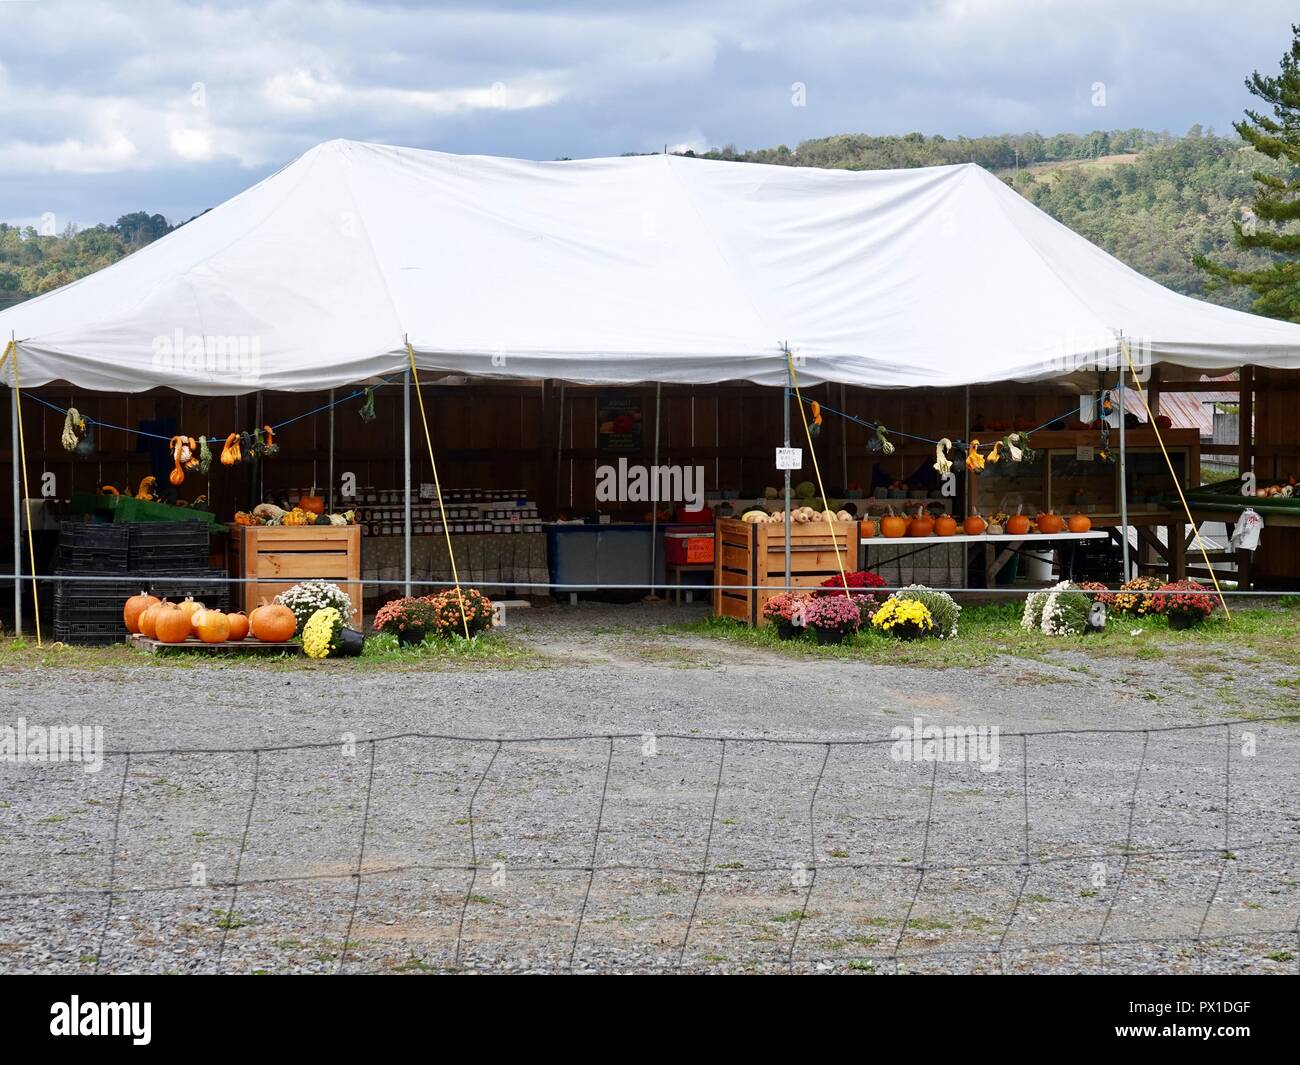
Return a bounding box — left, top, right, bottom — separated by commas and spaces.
2, 717, 1297, 974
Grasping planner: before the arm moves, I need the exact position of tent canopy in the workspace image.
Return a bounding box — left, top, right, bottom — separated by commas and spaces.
5, 138, 1300, 395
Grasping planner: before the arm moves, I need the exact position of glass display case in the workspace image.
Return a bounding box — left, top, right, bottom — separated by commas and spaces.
1124, 450, 1187, 511
1048, 452, 1117, 515
976, 458, 1047, 515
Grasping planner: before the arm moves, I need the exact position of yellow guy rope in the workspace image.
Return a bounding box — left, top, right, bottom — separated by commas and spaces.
405, 342, 470, 638
787, 350, 852, 602
1120, 340, 1229, 621
6, 341, 43, 644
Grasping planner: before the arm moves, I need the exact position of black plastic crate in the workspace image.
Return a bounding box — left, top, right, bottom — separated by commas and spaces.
55, 523, 130, 572
149, 570, 232, 611
127, 522, 212, 571
53, 618, 127, 647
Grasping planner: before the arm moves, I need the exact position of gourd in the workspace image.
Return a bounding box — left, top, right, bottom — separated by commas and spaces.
226, 612, 250, 641
194, 608, 231, 644
963, 512, 987, 536
299, 495, 326, 515
138, 600, 167, 639
1006, 505, 1031, 536
835, 510, 854, 523
741, 510, 767, 524
123, 592, 160, 633
934, 514, 958, 536
880, 508, 907, 538
154, 604, 192, 644
908, 507, 934, 537
1036, 510, 1065, 535
987, 523, 1005, 535
859, 518, 877, 539
1067, 514, 1092, 533
249, 600, 296, 642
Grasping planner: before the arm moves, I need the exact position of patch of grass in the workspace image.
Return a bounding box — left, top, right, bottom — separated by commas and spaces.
212, 909, 250, 930
769, 909, 811, 923
1265, 950, 1295, 963
907, 916, 953, 931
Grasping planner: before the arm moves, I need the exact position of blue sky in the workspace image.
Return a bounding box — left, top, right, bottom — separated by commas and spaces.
0, 0, 1294, 228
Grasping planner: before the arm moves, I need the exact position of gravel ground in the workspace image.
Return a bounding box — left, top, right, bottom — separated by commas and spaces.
1, 600, 1297, 975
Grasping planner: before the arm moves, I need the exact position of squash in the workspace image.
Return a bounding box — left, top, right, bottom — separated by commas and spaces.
908, 507, 935, 537
194, 608, 231, 644
154, 604, 192, 644
963, 512, 987, 536
138, 600, 167, 639
250, 600, 296, 642
1006, 505, 1031, 536
123, 592, 159, 634
226, 611, 250, 641
1067, 513, 1092, 533
859, 518, 877, 540
880, 509, 907, 538
934, 514, 958, 537
299, 494, 326, 515
1036, 510, 1065, 535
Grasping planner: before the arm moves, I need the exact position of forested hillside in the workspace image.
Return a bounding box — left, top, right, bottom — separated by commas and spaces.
0, 129, 1283, 312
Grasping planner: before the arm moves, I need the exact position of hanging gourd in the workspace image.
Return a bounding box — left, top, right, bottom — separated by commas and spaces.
809, 401, 822, 437
261, 424, 279, 457
358, 386, 377, 423
932, 438, 953, 476
197, 435, 213, 474
868, 424, 895, 456
986, 440, 1003, 465
220, 432, 242, 466
966, 440, 985, 474
1002, 433, 1024, 463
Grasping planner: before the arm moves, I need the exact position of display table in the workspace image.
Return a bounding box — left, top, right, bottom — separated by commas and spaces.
363, 532, 549, 602
863, 530, 1109, 585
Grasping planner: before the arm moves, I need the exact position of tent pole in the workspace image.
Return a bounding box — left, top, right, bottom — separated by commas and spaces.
784, 356, 792, 593
646, 382, 661, 600
328, 388, 335, 514
1118, 353, 1130, 582
11, 349, 20, 637
403, 366, 412, 598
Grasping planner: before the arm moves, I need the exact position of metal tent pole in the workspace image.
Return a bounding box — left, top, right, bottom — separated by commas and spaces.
10, 359, 19, 637
1118, 356, 1131, 582
784, 358, 792, 592
646, 382, 661, 599
403, 367, 412, 597
327, 388, 335, 513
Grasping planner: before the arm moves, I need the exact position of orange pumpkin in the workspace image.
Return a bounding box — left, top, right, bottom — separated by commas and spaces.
299, 495, 326, 515
859, 518, 877, 539
123, 591, 159, 633
154, 605, 192, 644
138, 600, 167, 639
963, 513, 987, 536
908, 507, 935, 537
1067, 513, 1092, 533
195, 608, 231, 644
934, 514, 957, 537
1036, 510, 1065, 535
880, 511, 907, 538
176, 597, 205, 632
1006, 510, 1031, 536
226, 611, 250, 641
250, 600, 296, 642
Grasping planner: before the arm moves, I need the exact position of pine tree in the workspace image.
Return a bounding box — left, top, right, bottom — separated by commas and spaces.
1195, 24, 1300, 320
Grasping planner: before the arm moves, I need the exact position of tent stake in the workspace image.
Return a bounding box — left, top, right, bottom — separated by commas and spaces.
403, 366, 412, 598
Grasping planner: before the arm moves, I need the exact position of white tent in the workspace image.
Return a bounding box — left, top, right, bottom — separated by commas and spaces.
6, 138, 1300, 394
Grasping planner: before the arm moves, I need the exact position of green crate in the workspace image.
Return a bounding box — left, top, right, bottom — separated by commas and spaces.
71, 492, 223, 530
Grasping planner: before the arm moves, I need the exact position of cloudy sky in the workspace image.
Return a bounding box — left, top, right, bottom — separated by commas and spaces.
1, 0, 1295, 228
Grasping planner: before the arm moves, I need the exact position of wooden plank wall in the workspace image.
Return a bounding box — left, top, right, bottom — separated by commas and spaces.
1252, 368, 1300, 586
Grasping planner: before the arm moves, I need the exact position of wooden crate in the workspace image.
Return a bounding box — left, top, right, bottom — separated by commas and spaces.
712, 516, 857, 626
228, 524, 363, 625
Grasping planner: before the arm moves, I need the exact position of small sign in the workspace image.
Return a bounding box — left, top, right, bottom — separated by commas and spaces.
1076, 445, 1094, 462
419, 483, 436, 500
776, 447, 803, 471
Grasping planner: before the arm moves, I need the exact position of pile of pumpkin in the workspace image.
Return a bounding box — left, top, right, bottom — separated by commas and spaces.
233, 498, 353, 527
123, 593, 298, 645
860, 506, 1092, 539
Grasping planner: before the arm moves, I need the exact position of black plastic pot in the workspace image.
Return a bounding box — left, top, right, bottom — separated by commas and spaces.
812, 625, 849, 645
337, 627, 366, 656
397, 628, 426, 646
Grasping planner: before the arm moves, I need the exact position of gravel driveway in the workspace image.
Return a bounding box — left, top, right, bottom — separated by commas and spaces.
1, 602, 1297, 974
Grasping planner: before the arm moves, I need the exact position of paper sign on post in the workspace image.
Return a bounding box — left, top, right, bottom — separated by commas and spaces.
1076, 445, 1094, 462
776, 447, 803, 471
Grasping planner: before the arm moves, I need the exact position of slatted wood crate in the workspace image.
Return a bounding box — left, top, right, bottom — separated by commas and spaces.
712, 516, 858, 626
228, 524, 363, 625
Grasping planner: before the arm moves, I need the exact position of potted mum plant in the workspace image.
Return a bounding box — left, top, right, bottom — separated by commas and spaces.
870, 597, 935, 640
276, 579, 355, 635
1155, 579, 1216, 629
428, 587, 495, 638
761, 591, 811, 639
804, 594, 861, 645
374, 596, 438, 645
302, 606, 365, 658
